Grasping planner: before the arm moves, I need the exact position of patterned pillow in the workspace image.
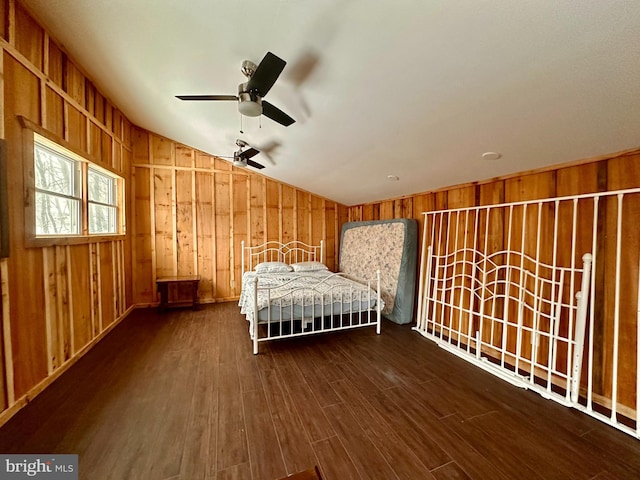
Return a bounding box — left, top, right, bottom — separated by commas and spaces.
254, 262, 293, 273
291, 261, 329, 272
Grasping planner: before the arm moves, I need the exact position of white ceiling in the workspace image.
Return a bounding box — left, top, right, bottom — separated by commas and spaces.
22, 0, 640, 205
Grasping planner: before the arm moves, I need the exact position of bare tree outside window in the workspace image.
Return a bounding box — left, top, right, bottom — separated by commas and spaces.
34, 144, 81, 235
88, 167, 117, 234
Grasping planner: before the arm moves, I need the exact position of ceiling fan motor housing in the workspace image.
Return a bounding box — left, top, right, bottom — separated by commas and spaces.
233, 150, 248, 168
237, 82, 262, 116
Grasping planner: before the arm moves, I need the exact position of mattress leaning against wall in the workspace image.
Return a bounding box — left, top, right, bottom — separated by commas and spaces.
339, 219, 418, 324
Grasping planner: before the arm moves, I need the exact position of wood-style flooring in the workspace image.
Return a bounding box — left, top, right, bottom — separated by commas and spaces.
1, 302, 639, 479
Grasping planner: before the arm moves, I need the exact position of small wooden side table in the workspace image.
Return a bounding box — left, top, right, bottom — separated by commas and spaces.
156, 275, 200, 311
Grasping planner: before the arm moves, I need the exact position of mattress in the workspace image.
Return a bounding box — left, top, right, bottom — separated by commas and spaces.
339, 219, 418, 324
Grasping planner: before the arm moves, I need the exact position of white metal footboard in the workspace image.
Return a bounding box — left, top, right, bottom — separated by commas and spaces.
251, 271, 382, 354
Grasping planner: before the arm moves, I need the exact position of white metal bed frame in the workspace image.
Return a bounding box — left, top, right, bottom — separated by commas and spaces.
415, 188, 640, 439
240, 240, 382, 354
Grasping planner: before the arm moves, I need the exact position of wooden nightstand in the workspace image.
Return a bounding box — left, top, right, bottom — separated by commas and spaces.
156, 275, 200, 310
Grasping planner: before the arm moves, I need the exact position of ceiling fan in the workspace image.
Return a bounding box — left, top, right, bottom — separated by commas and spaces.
220, 139, 266, 169
176, 52, 295, 127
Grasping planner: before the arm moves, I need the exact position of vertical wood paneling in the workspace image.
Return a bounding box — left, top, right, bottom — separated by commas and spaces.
95, 90, 105, 126
46, 38, 62, 87
63, 59, 85, 106
0, 1, 6, 41
176, 170, 195, 275
265, 179, 280, 243
65, 103, 86, 152
325, 201, 336, 270
89, 243, 101, 335
362, 204, 376, 221
99, 243, 114, 328
44, 86, 63, 138
152, 136, 172, 165
311, 196, 324, 248
380, 200, 394, 220
281, 185, 295, 244
1, 258, 12, 408
14, 2, 43, 70
133, 168, 153, 303
153, 169, 174, 277
88, 120, 102, 164
54, 245, 71, 364
215, 172, 231, 299
296, 190, 310, 245
122, 148, 133, 308
250, 175, 265, 247
42, 247, 56, 374
232, 174, 247, 296
69, 244, 92, 353
196, 172, 215, 300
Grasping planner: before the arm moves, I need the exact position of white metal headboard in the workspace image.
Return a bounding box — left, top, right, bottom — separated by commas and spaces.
241, 240, 324, 274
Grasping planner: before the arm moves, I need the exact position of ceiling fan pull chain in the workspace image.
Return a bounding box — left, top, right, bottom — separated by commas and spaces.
239, 113, 244, 134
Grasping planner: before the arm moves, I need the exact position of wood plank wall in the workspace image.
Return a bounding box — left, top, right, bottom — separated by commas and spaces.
0, 0, 134, 426
348, 149, 640, 413
131, 130, 348, 305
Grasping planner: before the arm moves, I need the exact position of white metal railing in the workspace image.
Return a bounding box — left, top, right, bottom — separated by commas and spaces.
414, 188, 640, 439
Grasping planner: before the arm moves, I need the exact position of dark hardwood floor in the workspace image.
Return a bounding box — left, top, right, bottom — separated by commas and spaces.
1, 302, 640, 479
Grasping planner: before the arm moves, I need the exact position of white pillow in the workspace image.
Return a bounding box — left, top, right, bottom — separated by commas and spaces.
254, 261, 292, 273
291, 261, 329, 272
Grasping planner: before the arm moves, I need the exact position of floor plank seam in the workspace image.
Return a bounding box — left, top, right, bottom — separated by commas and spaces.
256, 359, 292, 477
464, 410, 499, 421
428, 460, 456, 473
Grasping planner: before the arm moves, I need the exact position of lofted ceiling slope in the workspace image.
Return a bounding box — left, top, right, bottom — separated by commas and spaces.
21, 0, 640, 205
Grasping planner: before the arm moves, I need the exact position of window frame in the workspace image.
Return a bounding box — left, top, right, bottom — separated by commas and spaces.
21, 116, 126, 248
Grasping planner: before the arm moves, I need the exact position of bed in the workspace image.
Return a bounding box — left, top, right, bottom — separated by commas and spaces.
239, 240, 383, 354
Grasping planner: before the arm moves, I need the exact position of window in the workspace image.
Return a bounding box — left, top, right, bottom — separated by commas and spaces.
88, 167, 117, 234
30, 132, 124, 242
34, 140, 82, 235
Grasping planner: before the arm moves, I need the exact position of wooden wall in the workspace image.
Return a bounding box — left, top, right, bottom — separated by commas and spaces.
0, 0, 134, 425
131, 130, 348, 305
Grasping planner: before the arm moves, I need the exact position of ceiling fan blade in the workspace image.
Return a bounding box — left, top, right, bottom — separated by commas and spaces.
242, 147, 260, 159
246, 159, 265, 169
176, 95, 238, 101
262, 101, 295, 126
246, 52, 286, 96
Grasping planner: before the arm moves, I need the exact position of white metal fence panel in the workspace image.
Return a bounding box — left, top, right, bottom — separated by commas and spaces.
414, 188, 640, 439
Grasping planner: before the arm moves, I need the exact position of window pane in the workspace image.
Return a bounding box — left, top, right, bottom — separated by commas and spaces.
35, 192, 80, 235
89, 203, 117, 234
34, 144, 79, 197
88, 168, 115, 205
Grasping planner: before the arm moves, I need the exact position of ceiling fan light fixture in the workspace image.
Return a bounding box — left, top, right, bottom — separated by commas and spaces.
233, 158, 248, 168
238, 92, 263, 117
